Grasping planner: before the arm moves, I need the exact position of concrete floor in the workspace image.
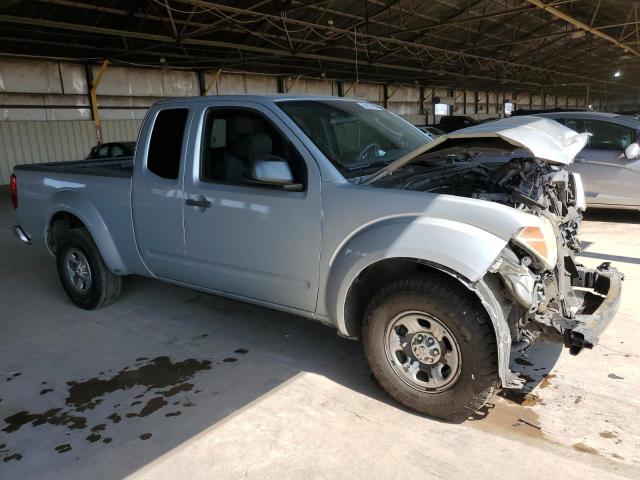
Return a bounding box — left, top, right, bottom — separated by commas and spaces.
1, 188, 638, 480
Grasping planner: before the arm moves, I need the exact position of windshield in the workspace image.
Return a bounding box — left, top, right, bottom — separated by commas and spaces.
277, 99, 431, 176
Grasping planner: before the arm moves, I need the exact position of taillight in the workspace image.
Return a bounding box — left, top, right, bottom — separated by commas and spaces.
10, 174, 17, 210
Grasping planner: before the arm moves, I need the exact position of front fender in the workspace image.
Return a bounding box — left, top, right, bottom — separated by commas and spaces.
44, 189, 128, 274
326, 217, 508, 326
325, 216, 514, 386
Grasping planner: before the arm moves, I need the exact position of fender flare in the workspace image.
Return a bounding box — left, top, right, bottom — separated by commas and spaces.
325, 216, 513, 386
44, 189, 128, 274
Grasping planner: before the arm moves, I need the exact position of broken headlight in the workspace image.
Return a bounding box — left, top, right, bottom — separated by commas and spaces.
513, 217, 558, 270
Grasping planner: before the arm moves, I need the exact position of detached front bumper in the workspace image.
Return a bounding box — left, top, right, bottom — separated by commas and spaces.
565, 262, 623, 354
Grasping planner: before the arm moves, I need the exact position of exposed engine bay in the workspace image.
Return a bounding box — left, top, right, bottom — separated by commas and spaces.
370, 155, 583, 251
369, 152, 619, 357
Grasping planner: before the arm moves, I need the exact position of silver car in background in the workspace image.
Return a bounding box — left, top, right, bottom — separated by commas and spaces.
538, 111, 640, 209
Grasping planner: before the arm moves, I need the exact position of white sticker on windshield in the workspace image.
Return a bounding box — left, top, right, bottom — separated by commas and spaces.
357, 101, 383, 110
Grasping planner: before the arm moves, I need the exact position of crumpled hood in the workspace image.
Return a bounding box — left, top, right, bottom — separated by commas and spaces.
452, 115, 590, 163
363, 116, 590, 185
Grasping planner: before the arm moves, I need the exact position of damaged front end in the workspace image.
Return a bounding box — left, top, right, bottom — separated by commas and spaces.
365, 116, 623, 387
479, 155, 623, 363
372, 152, 623, 360
491, 247, 623, 358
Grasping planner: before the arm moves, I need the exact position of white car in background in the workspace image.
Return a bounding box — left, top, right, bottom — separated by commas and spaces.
537, 111, 640, 210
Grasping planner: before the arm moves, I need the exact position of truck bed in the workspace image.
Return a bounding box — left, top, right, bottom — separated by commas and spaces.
13, 155, 147, 276
14, 157, 134, 178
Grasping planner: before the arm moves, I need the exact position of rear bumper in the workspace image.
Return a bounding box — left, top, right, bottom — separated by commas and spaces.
13, 225, 31, 245
565, 262, 623, 354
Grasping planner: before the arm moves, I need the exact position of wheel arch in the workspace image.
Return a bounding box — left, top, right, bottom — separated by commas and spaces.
324, 217, 514, 386
45, 191, 128, 274
340, 256, 513, 387
342, 257, 477, 340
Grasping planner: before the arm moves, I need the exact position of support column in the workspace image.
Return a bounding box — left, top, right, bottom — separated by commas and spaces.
84, 63, 95, 122
204, 69, 222, 95
284, 74, 302, 94
197, 71, 206, 96
87, 59, 109, 145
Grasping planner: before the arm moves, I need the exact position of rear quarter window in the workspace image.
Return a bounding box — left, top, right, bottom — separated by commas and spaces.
147, 108, 189, 179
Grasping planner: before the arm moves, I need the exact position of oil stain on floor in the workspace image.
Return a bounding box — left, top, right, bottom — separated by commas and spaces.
0, 350, 247, 463
64, 356, 211, 411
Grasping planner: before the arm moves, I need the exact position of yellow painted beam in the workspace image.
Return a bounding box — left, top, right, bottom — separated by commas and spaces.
343, 80, 358, 97
90, 59, 109, 144
205, 68, 222, 95
285, 74, 303, 93
387, 84, 404, 101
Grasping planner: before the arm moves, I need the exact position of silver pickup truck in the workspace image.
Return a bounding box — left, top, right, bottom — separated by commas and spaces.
10, 96, 622, 421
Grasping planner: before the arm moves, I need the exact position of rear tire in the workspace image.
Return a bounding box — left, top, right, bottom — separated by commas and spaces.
56, 228, 122, 310
362, 274, 499, 421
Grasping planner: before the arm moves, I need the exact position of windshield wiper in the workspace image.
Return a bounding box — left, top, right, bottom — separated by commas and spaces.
346, 160, 393, 172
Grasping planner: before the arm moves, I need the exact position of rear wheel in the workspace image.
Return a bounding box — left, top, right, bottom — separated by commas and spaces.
362, 274, 499, 421
56, 228, 122, 310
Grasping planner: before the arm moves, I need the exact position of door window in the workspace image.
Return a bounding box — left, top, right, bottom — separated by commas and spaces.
200, 109, 307, 189
97, 145, 109, 158
563, 118, 585, 132
585, 120, 634, 150
111, 145, 124, 157
147, 108, 189, 179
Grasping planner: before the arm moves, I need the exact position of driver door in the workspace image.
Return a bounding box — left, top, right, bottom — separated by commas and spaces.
565, 118, 640, 207
182, 104, 322, 312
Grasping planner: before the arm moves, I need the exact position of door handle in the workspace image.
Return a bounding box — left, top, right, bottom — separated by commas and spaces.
574, 157, 587, 163
185, 198, 212, 209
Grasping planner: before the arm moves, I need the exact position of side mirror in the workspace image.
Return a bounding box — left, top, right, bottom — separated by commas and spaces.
248, 158, 302, 191
624, 142, 640, 160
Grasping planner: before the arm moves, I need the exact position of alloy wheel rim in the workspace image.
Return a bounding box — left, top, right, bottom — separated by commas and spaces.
64, 248, 92, 293
384, 310, 462, 393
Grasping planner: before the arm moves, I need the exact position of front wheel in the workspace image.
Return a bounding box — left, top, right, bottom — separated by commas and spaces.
56, 228, 122, 310
362, 274, 499, 421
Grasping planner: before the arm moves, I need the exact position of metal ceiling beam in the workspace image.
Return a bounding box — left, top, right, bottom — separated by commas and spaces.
165, 1, 635, 87
526, 0, 640, 57
1, 1, 638, 95
382, 5, 536, 36
28, 0, 609, 83
175, 0, 271, 40
283, 0, 521, 56
33, 0, 332, 53
27, 0, 273, 51
370, 0, 494, 63
463, 29, 575, 51
0, 14, 543, 87
355, 0, 606, 72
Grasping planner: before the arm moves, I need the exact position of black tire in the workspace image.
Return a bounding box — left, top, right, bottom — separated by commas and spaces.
362, 274, 499, 422
56, 228, 122, 310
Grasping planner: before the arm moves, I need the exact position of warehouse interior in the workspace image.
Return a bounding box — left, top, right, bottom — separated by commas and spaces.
1, 1, 639, 479
2, 1, 640, 182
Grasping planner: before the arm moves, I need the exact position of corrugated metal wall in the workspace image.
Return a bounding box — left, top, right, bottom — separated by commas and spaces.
0, 119, 141, 184
1, 57, 601, 184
